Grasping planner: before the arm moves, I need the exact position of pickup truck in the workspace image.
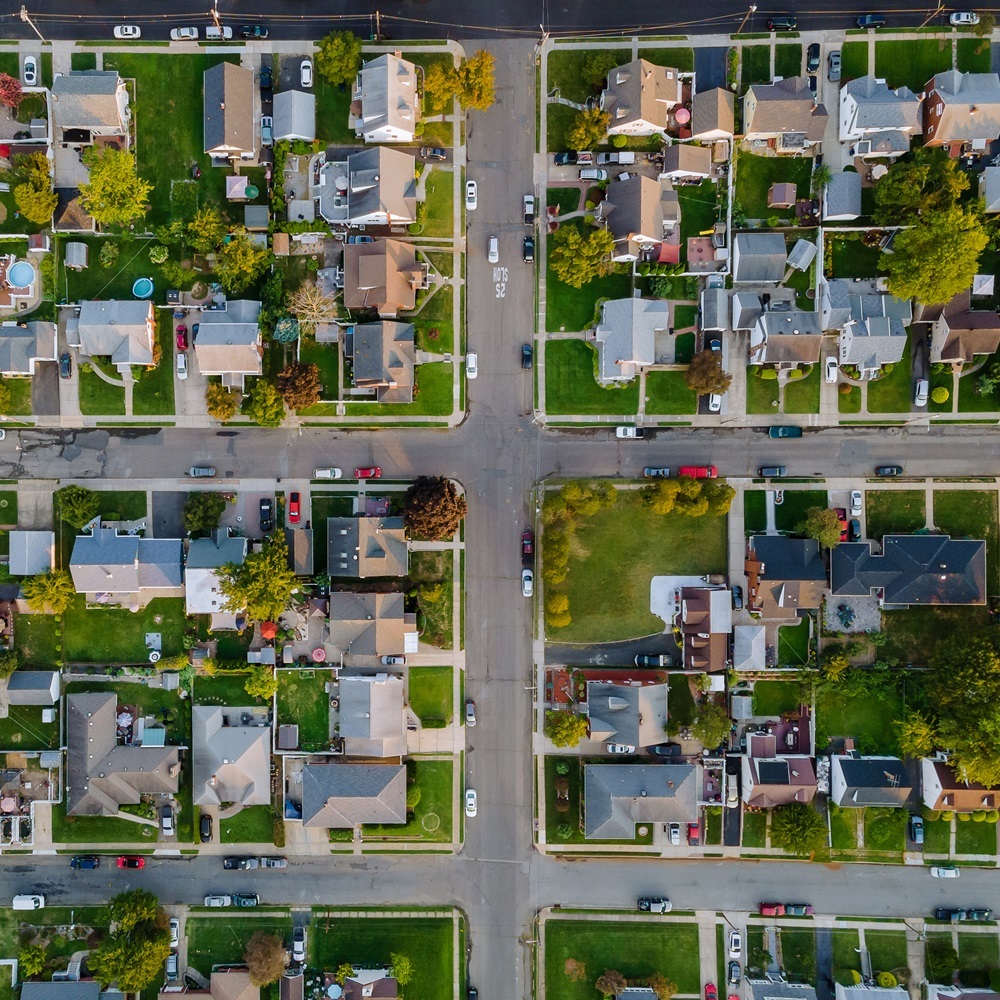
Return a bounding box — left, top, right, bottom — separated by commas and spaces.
596, 151, 636, 165
523, 194, 535, 225
223, 857, 259, 871
678, 465, 718, 479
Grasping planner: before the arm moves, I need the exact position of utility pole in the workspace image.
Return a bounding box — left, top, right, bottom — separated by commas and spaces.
736, 4, 757, 34
209, 0, 222, 33
19, 6, 45, 43
920, 1, 945, 28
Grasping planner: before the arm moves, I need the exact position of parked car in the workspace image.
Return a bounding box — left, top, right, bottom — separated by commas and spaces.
785, 904, 814, 916
21, 56, 38, 86
807, 43, 821, 72
166, 952, 179, 981
759, 466, 786, 478
205, 895, 232, 907
679, 466, 717, 478
260, 857, 287, 868
768, 426, 802, 438
950, 11, 980, 24
836, 507, 848, 542
616, 426, 645, 439
521, 530, 534, 561
287, 492, 301, 524
466, 180, 478, 211
708, 393, 722, 413
380, 655, 406, 665
709, 338, 722, 352
465, 788, 478, 818
553, 152, 579, 165
607, 743, 636, 754
857, 14, 886, 28
113, 25, 141, 39
70, 856, 100, 870
728, 962, 741, 985
910, 815, 925, 844
314, 467, 343, 479
767, 15, 797, 29
170, 27, 199, 40
354, 466, 381, 479
292, 926, 306, 963
465, 700, 477, 727
346, 235, 374, 244
825, 356, 839, 383
259, 497, 274, 533
759, 903, 785, 916
522, 344, 533, 370
233, 894, 259, 907
260, 116, 273, 148
117, 855, 145, 870
59, 353, 72, 379
176, 326, 189, 350
188, 466, 216, 478
732, 585, 744, 611
687, 822, 700, 846
466, 352, 478, 379
635, 654, 668, 667
521, 568, 534, 597
259, 66, 273, 101
300, 59, 313, 88
668, 822, 681, 845
161, 806, 174, 836
729, 930, 742, 957
875, 465, 903, 477
914, 378, 929, 407
828, 50, 842, 81
223, 857, 260, 871
849, 489, 863, 516
637, 897, 671, 913
200, 812, 213, 842
239, 24, 269, 38
176, 352, 187, 380
579, 167, 609, 181
169, 918, 180, 948
206, 25, 233, 39
643, 467, 670, 478
420, 147, 447, 161
468, 988, 478, 1000
969, 908, 993, 921
649, 743, 681, 757
487, 235, 499, 263
706, 984, 718, 1000
848, 518, 861, 542
930, 866, 960, 878
935, 908, 967, 922
522, 235, 535, 262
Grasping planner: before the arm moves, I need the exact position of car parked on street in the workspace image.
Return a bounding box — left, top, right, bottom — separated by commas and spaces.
767, 16, 797, 29
465, 700, 476, 727
170, 27, 199, 40
522, 344, 533, 370
314, 468, 342, 479
643, 467, 670, 478
113, 25, 141, 39
930, 866, 960, 878
521, 567, 534, 597
223, 857, 260, 871
521, 530, 534, 562
785, 903, 814, 916
616, 426, 644, 439
188, 466, 216, 478
71, 856, 100, 870
354, 466, 381, 479
768, 426, 802, 438
205, 895, 232, 907
875, 465, 903, 477
260, 857, 287, 868
465, 180, 478, 211
117, 855, 145, 870
759, 902, 785, 916
488, 236, 499, 263
239, 24, 269, 38
522, 235, 535, 262
233, 894, 259, 907
857, 14, 886, 28
466, 352, 478, 379
950, 11, 981, 24
637, 897, 671, 913
465, 788, 478, 818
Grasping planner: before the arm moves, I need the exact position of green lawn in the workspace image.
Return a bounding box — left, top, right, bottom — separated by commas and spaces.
955, 818, 998, 856
363, 758, 452, 842
298, 340, 340, 401
773, 490, 828, 532
874, 38, 954, 92
132, 323, 176, 416
547, 49, 605, 103
62, 597, 187, 663
816, 684, 905, 755
775, 44, 803, 77
668, 675, 697, 728
752, 680, 804, 716
52, 808, 158, 844
866, 930, 910, 975
674, 332, 695, 363
741, 46, 771, 87
677, 180, 720, 249
958, 931, 1000, 986
746, 372, 781, 414
882, 606, 990, 665
313, 74, 359, 145
864, 490, 926, 539
705, 806, 722, 845
832, 928, 862, 975
923, 816, 951, 854
411, 284, 454, 355
187, 914, 293, 973
780, 929, 817, 984
777, 617, 810, 666
958, 359, 1000, 412
78, 367, 126, 417
410, 549, 454, 649
545, 919, 701, 1000
545, 340, 640, 415
547, 103, 578, 153
840, 41, 869, 80
548, 187, 582, 216
421, 167, 454, 238
59, 236, 178, 305
645, 371, 697, 415
194, 673, 252, 707
864, 806, 906, 853
276, 669, 332, 750
735, 152, 812, 219
408, 666, 453, 727
14, 611, 60, 668
829, 234, 884, 279
742, 810, 767, 848
839, 386, 862, 413
309, 495, 355, 573
0, 705, 59, 750
957, 38, 992, 73
744, 490, 767, 532
783, 367, 821, 414
637, 48, 695, 72
342, 361, 453, 418
933, 490, 1000, 593
544, 488, 727, 642
829, 805, 858, 851
0, 906, 106, 974
220, 804, 274, 843
866, 340, 912, 413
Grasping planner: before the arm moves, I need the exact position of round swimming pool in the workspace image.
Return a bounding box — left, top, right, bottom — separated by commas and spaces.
7, 261, 35, 288
132, 277, 154, 299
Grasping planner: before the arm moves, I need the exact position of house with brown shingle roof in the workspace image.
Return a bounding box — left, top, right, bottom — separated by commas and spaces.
343, 239, 427, 317
741, 733, 817, 808
922, 757, 1000, 812
743, 77, 828, 153
922, 289, 1000, 364
346, 321, 417, 403
691, 87, 735, 141
326, 591, 417, 657
204, 62, 256, 161
680, 587, 732, 672
601, 59, 683, 136
598, 175, 678, 262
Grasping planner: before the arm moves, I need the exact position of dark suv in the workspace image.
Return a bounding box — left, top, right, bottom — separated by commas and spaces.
259, 497, 274, 533
768, 15, 797, 29
806, 43, 820, 73
259, 66, 273, 102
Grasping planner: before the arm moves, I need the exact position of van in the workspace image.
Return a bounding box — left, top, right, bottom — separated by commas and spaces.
13, 895, 44, 910
914, 378, 929, 407
313, 468, 342, 480
205, 25, 233, 39
725, 773, 739, 808
166, 953, 179, 982
759, 466, 787, 478
579, 168, 608, 181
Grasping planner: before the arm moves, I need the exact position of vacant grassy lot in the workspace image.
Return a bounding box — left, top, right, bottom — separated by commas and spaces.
62, 597, 187, 663
874, 38, 953, 92
276, 669, 332, 750
298, 340, 340, 401
735, 153, 812, 219
645, 371, 697, 415
773, 489, 828, 532
0, 705, 60, 750
882, 605, 990, 665
829, 234, 884, 279
363, 758, 452, 842
742, 811, 767, 848
746, 372, 781, 414
777, 617, 810, 666
864, 490, 926, 538
412, 284, 454, 355
545, 340, 640, 415
220, 804, 273, 843
783, 368, 821, 414
187, 914, 292, 972
866, 341, 912, 414
410, 549, 454, 649
958, 930, 1000, 986
955, 819, 998, 857
933, 490, 999, 593
668, 675, 697, 728
830, 805, 858, 851
421, 167, 454, 238
544, 488, 727, 642
752, 680, 804, 716
816, 683, 905, 754
741, 46, 771, 87
864, 806, 906, 853
677, 180, 720, 251
775, 44, 803, 77
408, 666, 453, 727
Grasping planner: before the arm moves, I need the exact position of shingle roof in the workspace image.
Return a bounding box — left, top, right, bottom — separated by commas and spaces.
662, 144, 712, 176
76, 300, 154, 366
348, 147, 417, 224
70, 527, 182, 595
584, 763, 697, 838
344, 241, 423, 317
742, 754, 817, 807
927, 70, 1000, 143
601, 175, 672, 245
593, 297, 668, 382
745, 77, 828, 139
326, 517, 408, 578
339, 673, 406, 757
733, 233, 787, 283
585, 681, 668, 748
353, 54, 419, 141
192, 705, 271, 807
750, 536, 826, 580
831, 754, 912, 807
701, 287, 730, 332
5, 670, 59, 706
602, 59, 682, 132
193, 300, 262, 376
0, 321, 56, 375
691, 87, 735, 138
823, 172, 862, 220
981, 167, 1000, 211
51, 72, 126, 130
326, 591, 414, 656
203, 62, 255, 156
273, 89, 316, 142
749, 982, 818, 1000
843, 76, 921, 131
301, 762, 406, 827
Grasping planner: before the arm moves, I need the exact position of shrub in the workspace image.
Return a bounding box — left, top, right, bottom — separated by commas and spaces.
555, 760, 570, 776
881, 363, 894, 375
99, 242, 119, 267
931, 386, 950, 404
923, 808, 941, 821
877, 973, 897, 989
986, 810, 999, 823
557, 822, 573, 839
787, 369, 804, 380
149, 245, 168, 265
611, 134, 627, 148
940, 810, 954, 822
973, 810, 987, 822
958, 811, 971, 822
839, 383, 853, 395
760, 368, 778, 380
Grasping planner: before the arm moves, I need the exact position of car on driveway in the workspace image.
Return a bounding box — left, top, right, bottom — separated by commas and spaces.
914, 378, 929, 407
637, 897, 671, 913
200, 812, 213, 842
380, 655, 405, 665
728, 962, 741, 985
607, 743, 636, 754
687, 822, 700, 846
729, 930, 742, 957
287, 492, 300, 524
635, 654, 667, 667
259, 497, 274, 533
768, 426, 802, 438
835, 507, 848, 541
169, 918, 180, 948
346, 234, 374, 244
648, 743, 681, 757
875, 465, 903, 477
825, 356, 839, 383
354, 466, 381, 479
850, 489, 863, 516
828, 50, 842, 81
176, 352, 187, 380
521, 567, 534, 598
732, 585, 744, 610
950, 11, 980, 24
465, 788, 478, 818
161, 806, 174, 835
708, 393, 722, 413
176, 326, 189, 350
300, 60, 313, 88
848, 518, 861, 542
170, 27, 199, 40
465, 180, 478, 211
706, 984, 718, 1000
807, 43, 821, 72
910, 815, 924, 845
71, 856, 100, 870
117, 855, 144, 870
260, 116, 273, 148
420, 147, 447, 161
223, 857, 260, 871
59, 353, 72, 379
668, 822, 681, 845
292, 926, 306, 962
239, 24, 268, 38
259, 66, 273, 101
930, 866, 960, 878
22, 55, 37, 85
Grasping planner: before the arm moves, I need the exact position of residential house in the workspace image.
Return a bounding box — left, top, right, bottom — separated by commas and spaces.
185, 528, 248, 628
326, 517, 408, 578
343, 240, 427, 317
741, 733, 817, 807
743, 77, 828, 152
339, 673, 406, 757
691, 87, 736, 141
326, 591, 417, 658
583, 763, 698, 838
923, 70, 1000, 151
830, 534, 987, 606
0, 321, 57, 376
661, 145, 712, 180
592, 298, 669, 384
23, 985, 117, 1000
346, 322, 418, 403
341, 969, 399, 1000
280, 971, 304, 1000
191, 705, 271, 808
748, 983, 818, 1000
830, 753, 912, 807
318, 147, 418, 226
701, 287, 730, 332
981, 167, 1000, 212
300, 761, 406, 827
203, 62, 255, 161
679, 586, 732, 672
835, 985, 908, 1000
192, 300, 263, 389
615, 990, 658, 1000
600, 59, 683, 136
273, 90, 316, 142
732, 233, 787, 284
732, 624, 766, 671
599, 175, 678, 262
50, 71, 131, 143
732, 292, 763, 332
67, 300, 154, 369
584, 680, 669, 749
745, 535, 827, 619
822, 172, 862, 221
927, 989, 1000, 1000
922, 757, 1000, 812
66, 692, 181, 816
748, 311, 824, 368
921, 289, 1000, 364
174, 971, 260, 1000
839, 76, 922, 157
69, 525, 183, 607
823, 279, 912, 378
350, 53, 420, 143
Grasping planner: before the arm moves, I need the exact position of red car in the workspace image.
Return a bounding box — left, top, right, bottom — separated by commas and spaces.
759, 902, 785, 916
287, 492, 300, 524
354, 466, 381, 479
706, 985, 718, 1000
175, 326, 189, 351
521, 530, 534, 560
678, 465, 718, 479
117, 855, 144, 870
687, 822, 700, 846
835, 506, 848, 542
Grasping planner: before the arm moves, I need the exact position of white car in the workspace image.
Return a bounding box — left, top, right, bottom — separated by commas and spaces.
930, 865, 960, 878
488, 235, 499, 263
521, 567, 533, 598
466, 352, 478, 379
950, 11, 980, 25
204, 895, 232, 907
729, 930, 742, 958
825, 356, 839, 384
300, 60, 313, 88
466, 180, 478, 212
615, 426, 645, 439
169, 918, 180, 948
914, 378, 929, 407
170, 27, 199, 40
708, 393, 722, 413
668, 822, 680, 845
465, 699, 477, 727
176, 353, 188, 380
849, 489, 863, 517
22, 56, 37, 87
607, 743, 636, 754
113, 25, 141, 39
313, 467, 342, 479
465, 788, 478, 818
205, 26, 234, 40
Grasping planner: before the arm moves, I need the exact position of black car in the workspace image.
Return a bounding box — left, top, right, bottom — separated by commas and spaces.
522, 235, 535, 262
857, 13, 886, 28
768, 15, 797, 29
240, 24, 269, 38
468, 989, 478, 1000
223, 857, 259, 871
59, 352, 72, 379
648, 743, 682, 757
732, 585, 744, 611
233, 893, 259, 907
70, 855, 99, 870
969, 908, 993, 921
935, 908, 967, 922
848, 518, 861, 542
200, 812, 213, 843
259, 497, 274, 533
806, 43, 821, 73
258, 66, 273, 102
875, 465, 903, 477
709, 338, 722, 352
728, 961, 741, 985
521, 344, 533, 370
554, 152, 578, 165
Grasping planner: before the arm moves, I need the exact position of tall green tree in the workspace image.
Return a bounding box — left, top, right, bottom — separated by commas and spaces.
797, 506, 843, 549
544, 710, 588, 748
454, 50, 496, 110
92, 889, 169, 992
187, 204, 227, 254
315, 31, 363, 87
245, 664, 279, 702
245, 379, 286, 428
12, 151, 56, 225
22, 570, 76, 616
218, 533, 297, 622
770, 802, 826, 855
183, 492, 227, 535
549, 224, 615, 288
874, 151, 968, 224
215, 229, 273, 294
566, 107, 611, 150
79, 147, 152, 229
56, 485, 99, 530
206, 383, 240, 421
403, 476, 468, 540
692, 702, 730, 747
581, 51, 621, 89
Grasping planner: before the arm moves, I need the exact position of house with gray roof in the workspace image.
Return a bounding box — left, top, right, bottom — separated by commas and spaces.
326, 592, 417, 658
192, 299, 262, 389
749, 981, 818, 1000
327, 517, 408, 579
318, 147, 417, 227
350, 54, 420, 143
9, 530, 54, 577
70, 526, 183, 607
924, 70, 1000, 149
185, 528, 248, 627
585, 680, 668, 749
743, 77, 828, 152
839, 76, 921, 157
732, 292, 763, 331
347, 322, 417, 403
22, 983, 112, 1000
67, 300, 154, 369
701, 287, 730, 332
980, 167, 1000, 212
273, 89, 316, 142
830, 534, 987, 607
192, 705, 271, 808
600, 59, 683, 136
691, 87, 735, 141
0, 321, 57, 376
204, 62, 255, 161
733, 624, 766, 671
823, 279, 911, 378
66, 692, 181, 816
592, 298, 668, 383
301, 762, 406, 827
339, 673, 406, 757
732, 233, 787, 283
599, 175, 678, 262
835, 985, 908, 1000
748, 310, 824, 368
583, 763, 697, 838
830, 753, 912, 808
51, 72, 130, 142
822, 172, 862, 221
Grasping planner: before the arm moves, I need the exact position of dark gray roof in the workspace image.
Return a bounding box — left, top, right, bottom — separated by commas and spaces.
701, 287, 730, 332
0, 321, 56, 375
301, 762, 406, 827
6, 670, 60, 706
733, 233, 787, 283
832, 754, 912, 807
339, 673, 406, 756
830, 534, 987, 606
751, 535, 826, 581
749, 982, 819, 1000
584, 763, 697, 838
51, 72, 126, 130
22, 985, 103, 1000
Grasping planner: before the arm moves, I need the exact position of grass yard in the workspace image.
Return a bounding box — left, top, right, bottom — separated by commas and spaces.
741, 46, 771, 87
220, 804, 274, 843
933, 490, 1000, 593
832, 928, 862, 974
78, 368, 126, 416
421, 167, 455, 238
62, 597, 186, 663
677, 180, 720, 249
276, 669, 332, 750
0, 705, 59, 750
742, 810, 767, 848
816, 684, 904, 755
132, 324, 176, 416
410, 550, 454, 649
364, 758, 453, 842
645, 371, 697, 415
866, 930, 910, 975
668, 675, 697, 728
864, 490, 926, 538
775, 44, 803, 77
674, 305, 698, 331
408, 666, 454, 727
829, 804, 858, 850
772, 489, 828, 532
547, 49, 604, 103
735, 152, 812, 219
746, 372, 781, 414
705, 806, 722, 845
777, 617, 810, 666
829, 234, 884, 279
548, 187, 582, 216
544, 754, 588, 844
547, 102, 578, 153
187, 914, 292, 973
313, 74, 357, 145
783, 367, 821, 414
866, 340, 913, 413
193, 673, 253, 707
345, 361, 453, 417
674, 332, 695, 363
52, 808, 157, 844
545, 919, 701, 1000
864, 806, 906, 853
298, 340, 340, 401
958, 362, 1000, 412
923, 816, 951, 855
957, 38, 992, 72
780, 929, 817, 984
545, 340, 640, 415
59, 236, 177, 305
0, 906, 106, 977
874, 38, 954, 92
14, 611, 60, 668
958, 931, 1000, 986
744, 489, 767, 532
544, 488, 727, 642
411, 284, 455, 355
955, 818, 998, 856
65, 678, 190, 742
637, 48, 695, 72
839, 386, 862, 413
840, 42, 869, 80
882, 605, 990, 665
309, 495, 355, 573
752, 680, 804, 716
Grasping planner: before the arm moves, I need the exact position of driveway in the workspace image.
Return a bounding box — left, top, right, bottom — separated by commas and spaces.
151, 491, 187, 539
694, 47, 729, 91
544, 634, 678, 666
31, 361, 60, 417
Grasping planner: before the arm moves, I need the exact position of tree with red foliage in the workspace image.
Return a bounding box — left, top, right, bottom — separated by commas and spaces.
0, 74, 23, 110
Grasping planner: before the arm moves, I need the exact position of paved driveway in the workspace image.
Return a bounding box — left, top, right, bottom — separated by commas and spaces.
31, 361, 60, 417
152, 491, 187, 539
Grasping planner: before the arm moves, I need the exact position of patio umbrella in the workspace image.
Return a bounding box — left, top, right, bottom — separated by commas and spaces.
260, 620, 278, 640
312, 647, 327, 662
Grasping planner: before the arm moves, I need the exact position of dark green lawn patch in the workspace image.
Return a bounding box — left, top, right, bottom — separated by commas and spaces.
785, 260, 816, 310
705, 806, 722, 845
645, 371, 697, 415
741, 46, 771, 87
773, 489, 828, 532
830, 805, 858, 851
132, 323, 176, 416
780, 929, 817, 984
309, 495, 355, 573
874, 38, 953, 92
882, 606, 990, 665
783, 367, 821, 414
958, 931, 1000, 986
832, 928, 862, 974
276, 669, 332, 750
747, 371, 781, 414
677, 180, 720, 250
674, 331, 695, 364
547, 49, 606, 103
933, 490, 999, 593
545, 340, 640, 415
923, 816, 951, 854
775, 44, 803, 77
408, 666, 453, 727
840, 42, 869, 80
637, 48, 695, 72
220, 804, 274, 843
864, 489, 926, 538
548, 187, 582, 215
867, 340, 913, 413
744, 489, 767, 532
545, 754, 586, 844
864, 806, 906, 853
0, 705, 59, 750
71, 53, 97, 71
547, 102, 579, 153
777, 617, 810, 666
957, 38, 992, 73
742, 810, 767, 848
194, 673, 252, 707
187, 914, 292, 973
298, 340, 340, 400
14, 612, 60, 668
735, 151, 812, 219
78, 368, 125, 416
829, 233, 884, 279
955, 818, 997, 856
866, 930, 910, 975
411, 284, 454, 355
958, 359, 1000, 412
667, 674, 697, 728
816, 683, 905, 754
363, 758, 452, 842
62, 597, 186, 663
410, 549, 454, 650
752, 680, 804, 716
839, 386, 862, 413
51, 808, 159, 844
344, 361, 454, 417
545, 488, 727, 642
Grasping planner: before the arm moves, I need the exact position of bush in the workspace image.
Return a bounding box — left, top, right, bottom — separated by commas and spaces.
555, 760, 570, 775
99, 242, 119, 268
931, 386, 950, 404
760, 368, 778, 380
876, 973, 897, 989
787, 369, 804, 380
941, 810, 954, 822
881, 363, 894, 375
839, 383, 853, 395
973, 810, 987, 822
149, 245, 168, 264
611, 134, 627, 148
923, 808, 941, 822
557, 822, 573, 839
958, 811, 971, 822
986, 810, 999, 823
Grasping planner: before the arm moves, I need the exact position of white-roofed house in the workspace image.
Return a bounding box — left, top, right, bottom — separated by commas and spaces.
192, 299, 262, 390
592, 298, 669, 384
9, 530, 54, 576
185, 528, 248, 629
66, 300, 154, 371
273, 90, 316, 142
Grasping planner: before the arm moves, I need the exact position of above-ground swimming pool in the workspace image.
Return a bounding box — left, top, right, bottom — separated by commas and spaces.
132, 277, 154, 298
7, 261, 35, 288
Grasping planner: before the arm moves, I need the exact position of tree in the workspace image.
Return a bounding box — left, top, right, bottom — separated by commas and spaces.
812, 163, 832, 197
454, 50, 496, 111
673, 475, 710, 518
287, 281, 339, 332
685, 350, 732, 395
643, 478, 682, 515
218, 533, 297, 622
819, 648, 850, 684
544, 710, 588, 748
244, 932, 285, 986
92, 890, 170, 992
931, 386, 950, 405
246, 379, 286, 428
56, 485, 99, 530
550, 224, 616, 288
403, 476, 468, 540
0, 650, 19, 682
581, 51, 621, 89
245, 663, 279, 702
215, 229, 274, 294
692, 702, 730, 748
277, 362, 322, 409
335, 963, 355, 986
423, 61, 457, 115
648, 973, 679, 1000
22, 570, 75, 616
206, 383, 240, 421
12, 152, 56, 226
187, 205, 227, 254
315, 31, 362, 87
0, 74, 23, 109
797, 506, 843, 549
390, 954, 413, 987
79, 147, 152, 229
183, 492, 227, 535
566, 107, 611, 151
975, 362, 1000, 397
974, 12, 997, 36
19, 944, 45, 978
596, 970, 628, 998
874, 151, 969, 225
883, 207, 988, 306
770, 802, 827, 855
926, 939, 959, 983
702, 480, 736, 517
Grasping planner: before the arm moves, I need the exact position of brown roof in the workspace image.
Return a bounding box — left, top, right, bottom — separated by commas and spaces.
342, 972, 398, 1000
923, 758, 1000, 812
602, 175, 671, 244
343, 239, 424, 317
691, 87, 735, 138
743, 750, 818, 808
936, 289, 1000, 362
680, 587, 730, 672
602, 59, 682, 131
744, 77, 828, 139
768, 182, 798, 208
350, 321, 416, 403
204, 62, 255, 157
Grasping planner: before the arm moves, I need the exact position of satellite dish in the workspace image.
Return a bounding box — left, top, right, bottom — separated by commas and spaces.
149, 651, 161, 662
